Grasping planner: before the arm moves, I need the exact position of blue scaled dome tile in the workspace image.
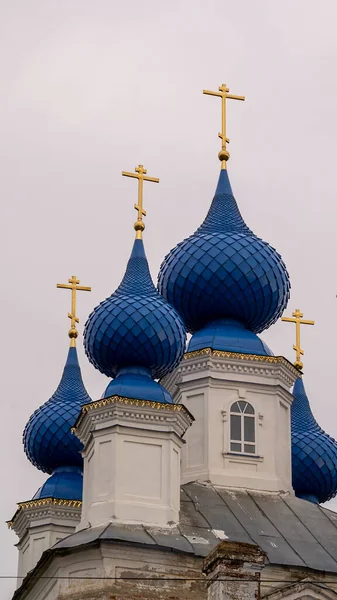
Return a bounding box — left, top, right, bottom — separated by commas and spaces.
188, 319, 273, 355
103, 366, 173, 404
158, 169, 290, 334
292, 377, 337, 504
23, 347, 91, 474
33, 467, 83, 501
84, 238, 186, 380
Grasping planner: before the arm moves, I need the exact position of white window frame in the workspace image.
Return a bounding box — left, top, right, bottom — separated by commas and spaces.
229, 401, 256, 455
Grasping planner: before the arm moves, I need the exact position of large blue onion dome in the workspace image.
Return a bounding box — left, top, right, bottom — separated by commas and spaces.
187, 319, 273, 356
23, 346, 91, 475
158, 169, 290, 337
291, 377, 337, 504
84, 238, 186, 386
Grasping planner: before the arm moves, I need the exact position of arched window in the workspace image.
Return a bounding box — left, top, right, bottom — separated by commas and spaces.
230, 401, 256, 454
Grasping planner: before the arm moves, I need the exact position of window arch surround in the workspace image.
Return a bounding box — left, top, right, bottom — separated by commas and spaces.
230, 401, 256, 454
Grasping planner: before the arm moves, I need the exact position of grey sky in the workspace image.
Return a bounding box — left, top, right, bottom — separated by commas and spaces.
1, 0, 337, 597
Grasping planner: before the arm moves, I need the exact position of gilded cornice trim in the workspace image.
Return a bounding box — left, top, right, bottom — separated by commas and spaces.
183, 347, 300, 376
7, 498, 82, 529
74, 395, 189, 431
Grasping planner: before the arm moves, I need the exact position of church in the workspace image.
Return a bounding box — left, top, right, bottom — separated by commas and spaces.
8, 84, 337, 600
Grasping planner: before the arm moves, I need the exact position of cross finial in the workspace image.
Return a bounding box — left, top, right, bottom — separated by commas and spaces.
203, 83, 245, 170
282, 308, 315, 370
56, 276, 91, 347
122, 164, 159, 239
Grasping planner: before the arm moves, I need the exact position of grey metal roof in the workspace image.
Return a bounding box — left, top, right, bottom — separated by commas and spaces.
54, 482, 337, 573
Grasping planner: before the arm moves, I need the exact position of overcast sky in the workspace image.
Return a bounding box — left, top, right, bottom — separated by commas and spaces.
1, 1, 337, 597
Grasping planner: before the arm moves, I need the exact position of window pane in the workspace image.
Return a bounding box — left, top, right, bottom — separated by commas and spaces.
244, 416, 255, 442
231, 415, 241, 441
231, 401, 240, 413
237, 401, 247, 412
244, 444, 255, 454
244, 403, 255, 415
230, 442, 241, 452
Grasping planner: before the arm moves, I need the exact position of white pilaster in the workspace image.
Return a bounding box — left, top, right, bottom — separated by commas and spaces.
162, 349, 298, 493
8, 498, 81, 585
74, 396, 193, 529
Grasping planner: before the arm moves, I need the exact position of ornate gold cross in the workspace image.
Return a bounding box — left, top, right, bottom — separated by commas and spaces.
122, 164, 159, 239
203, 83, 245, 169
282, 308, 314, 370
57, 276, 91, 346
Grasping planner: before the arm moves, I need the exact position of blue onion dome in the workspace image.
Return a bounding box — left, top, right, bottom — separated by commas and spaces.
291, 377, 337, 504
158, 169, 290, 338
84, 238, 186, 386
188, 319, 273, 356
23, 346, 91, 475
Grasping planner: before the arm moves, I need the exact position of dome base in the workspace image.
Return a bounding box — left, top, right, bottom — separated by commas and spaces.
295, 492, 319, 504
187, 319, 273, 356
104, 366, 173, 404
33, 466, 83, 501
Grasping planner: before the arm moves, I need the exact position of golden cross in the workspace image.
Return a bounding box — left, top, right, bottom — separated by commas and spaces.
122, 164, 159, 239
282, 309, 314, 370
57, 276, 91, 347
203, 83, 245, 169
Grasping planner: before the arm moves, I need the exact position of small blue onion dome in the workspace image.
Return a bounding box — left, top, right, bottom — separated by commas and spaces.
188, 319, 273, 355
158, 169, 290, 335
84, 238, 186, 380
291, 377, 337, 504
23, 346, 91, 474
103, 366, 172, 404
32, 467, 83, 501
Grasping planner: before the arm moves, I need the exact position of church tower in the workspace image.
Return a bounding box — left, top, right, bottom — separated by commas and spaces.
8, 277, 91, 582
158, 84, 298, 492
78, 165, 193, 528
282, 309, 337, 504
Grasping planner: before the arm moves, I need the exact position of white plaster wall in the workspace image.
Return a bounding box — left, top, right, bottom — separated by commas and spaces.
182, 388, 209, 481
15, 512, 80, 584
16, 543, 205, 600
81, 425, 183, 528
15, 542, 337, 600
80, 440, 94, 526
178, 357, 295, 493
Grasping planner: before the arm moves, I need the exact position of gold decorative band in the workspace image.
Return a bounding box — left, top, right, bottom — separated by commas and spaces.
7, 498, 82, 528
80, 395, 184, 415
183, 347, 299, 375
72, 395, 186, 433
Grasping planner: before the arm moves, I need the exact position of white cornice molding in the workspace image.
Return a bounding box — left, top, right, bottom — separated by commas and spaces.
8, 499, 81, 539
73, 396, 194, 447
161, 350, 298, 398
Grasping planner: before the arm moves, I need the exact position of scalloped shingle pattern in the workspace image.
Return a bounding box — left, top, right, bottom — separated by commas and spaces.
84, 239, 186, 380
23, 347, 91, 474
292, 377, 337, 504
158, 170, 290, 334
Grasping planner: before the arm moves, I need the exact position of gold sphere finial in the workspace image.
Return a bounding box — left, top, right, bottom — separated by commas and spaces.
134, 219, 145, 235
68, 327, 78, 340
122, 164, 159, 239
294, 359, 303, 371
203, 83, 245, 169
218, 149, 230, 163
